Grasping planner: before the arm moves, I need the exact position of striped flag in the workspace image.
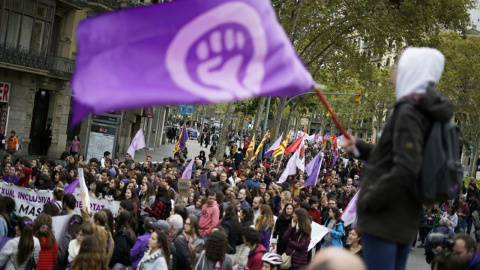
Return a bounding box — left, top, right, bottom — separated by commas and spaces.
272, 132, 290, 157
174, 126, 188, 153
264, 133, 282, 158
245, 134, 256, 159
251, 132, 269, 160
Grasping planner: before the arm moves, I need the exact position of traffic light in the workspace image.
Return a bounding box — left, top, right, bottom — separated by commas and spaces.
355, 90, 361, 103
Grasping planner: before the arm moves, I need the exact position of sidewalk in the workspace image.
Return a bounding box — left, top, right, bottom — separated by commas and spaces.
132, 139, 210, 163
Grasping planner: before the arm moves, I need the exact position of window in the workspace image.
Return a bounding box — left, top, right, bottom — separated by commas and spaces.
0, 0, 54, 52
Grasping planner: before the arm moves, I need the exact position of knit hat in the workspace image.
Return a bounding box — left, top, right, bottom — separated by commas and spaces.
121, 179, 129, 185
108, 169, 117, 178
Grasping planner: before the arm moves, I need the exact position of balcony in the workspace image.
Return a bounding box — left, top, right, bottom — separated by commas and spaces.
0, 42, 75, 78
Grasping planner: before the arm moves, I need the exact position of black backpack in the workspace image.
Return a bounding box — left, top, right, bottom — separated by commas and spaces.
415, 119, 463, 204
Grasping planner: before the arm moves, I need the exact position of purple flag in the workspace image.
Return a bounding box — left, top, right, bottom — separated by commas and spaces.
305, 151, 322, 176
198, 174, 208, 189
341, 189, 360, 226
304, 152, 323, 187
277, 148, 299, 184
71, 0, 314, 124
181, 158, 195, 179
180, 126, 188, 151
64, 179, 79, 194
263, 134, 282, 158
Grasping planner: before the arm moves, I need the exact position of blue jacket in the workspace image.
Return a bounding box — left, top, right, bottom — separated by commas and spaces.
468, 252, 480, 270
324, 218, 344, 247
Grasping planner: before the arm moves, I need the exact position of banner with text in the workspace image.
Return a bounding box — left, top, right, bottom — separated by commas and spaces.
0, 182, 120, 219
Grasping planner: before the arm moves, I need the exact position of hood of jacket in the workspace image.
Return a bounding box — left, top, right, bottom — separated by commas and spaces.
396, 47, 445, 101
115, 229, 136, 247
250, 243, 267, 256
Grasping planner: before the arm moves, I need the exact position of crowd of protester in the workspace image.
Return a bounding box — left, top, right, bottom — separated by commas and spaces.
0, 128, 477, 270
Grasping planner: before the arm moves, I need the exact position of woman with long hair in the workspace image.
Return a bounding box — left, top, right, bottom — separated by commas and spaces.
80, 191, 114, 260
125, 187, 140, 214
240, 207, 255, 228
263, 191, 277, 215
105, 178, 121, 201
443, 205, 458, 232
138, 229, 170, 269
221, 205, 242, 254
119, 199, 139, 233
281, 208, 311, 269
255, 205, 275, 252
55, 214, 83, 270
182, 216, 205, 268
0, 216, 40, 269
33, 214, 58, 269
140, 182, 156, 209
144, 184, 172, 220
195, 230, 232, 270
68, 223, 94, 264
70, 235, 109, 270
273, 203, 293, 255
322, 206, 344, 248
110, 210, 137, 269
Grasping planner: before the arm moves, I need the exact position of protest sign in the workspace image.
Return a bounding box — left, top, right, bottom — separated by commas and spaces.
198, 174, 208, 189
178, 179, 190, 200
309, 221, 329, 251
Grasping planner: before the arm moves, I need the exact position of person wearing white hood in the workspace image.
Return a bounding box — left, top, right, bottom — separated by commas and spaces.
341, 47, 454, 270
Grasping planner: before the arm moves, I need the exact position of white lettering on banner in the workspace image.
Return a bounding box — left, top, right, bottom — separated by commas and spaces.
0, 82, 10, 103
0, 182, 120, 220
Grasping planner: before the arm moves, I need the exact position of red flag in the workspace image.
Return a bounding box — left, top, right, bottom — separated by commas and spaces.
285, 136, 304, 156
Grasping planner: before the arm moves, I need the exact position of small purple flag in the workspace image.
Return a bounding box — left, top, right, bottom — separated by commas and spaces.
71, 0, 314, 124
181, 158, 195, 179
304, 152, 323, 187
263, 134, 282, 158
180, 126, 188, 151
64, 179, 79, 194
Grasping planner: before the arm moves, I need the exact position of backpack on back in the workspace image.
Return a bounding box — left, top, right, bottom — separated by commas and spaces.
415, 119, 463, 204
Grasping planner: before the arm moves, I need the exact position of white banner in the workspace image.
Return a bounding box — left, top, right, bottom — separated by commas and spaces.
309, 222, 329, 251
0, 182, 120, 220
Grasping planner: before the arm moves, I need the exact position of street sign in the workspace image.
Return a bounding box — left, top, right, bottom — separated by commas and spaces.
186, 105, 194, 115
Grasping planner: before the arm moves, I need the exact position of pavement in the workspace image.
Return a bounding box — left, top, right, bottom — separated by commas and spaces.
407, 241, 430, 270
133, 138, 216, 163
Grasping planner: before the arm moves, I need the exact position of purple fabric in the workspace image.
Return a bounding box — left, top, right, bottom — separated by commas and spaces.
198, 174, 208, 189
181, 158, 195, 179
64, 179, 79, 194
71, 0, 313, 124
180, 126, 188, 151
304, 152, 323, 187
130, 232, 151, 270
263, 134, 282, 158
2, 175, 18, 185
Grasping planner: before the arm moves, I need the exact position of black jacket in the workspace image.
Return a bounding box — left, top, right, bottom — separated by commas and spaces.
221, 216, 243, 253
273, 214, 292, 255
356, 87, 454, 244
109, 229, 136, 267
173, 230, 191, 270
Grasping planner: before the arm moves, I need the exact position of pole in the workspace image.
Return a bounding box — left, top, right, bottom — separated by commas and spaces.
314, 84, 359, 157
259, 97, 271, 161
144, 147, 151, 175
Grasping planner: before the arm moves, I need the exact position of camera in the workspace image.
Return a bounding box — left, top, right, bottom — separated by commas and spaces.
425, 233, 455, 264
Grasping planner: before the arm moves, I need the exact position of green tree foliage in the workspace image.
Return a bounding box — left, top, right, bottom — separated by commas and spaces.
436, 32, 480, 175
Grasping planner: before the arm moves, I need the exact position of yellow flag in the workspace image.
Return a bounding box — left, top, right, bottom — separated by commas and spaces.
273, 131, 290, 157
251, 132, 269, 161
245, 134, 256, 159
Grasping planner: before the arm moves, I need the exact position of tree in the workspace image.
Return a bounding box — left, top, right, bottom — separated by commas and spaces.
436, 33, 480, 176
269, 0, 473, 139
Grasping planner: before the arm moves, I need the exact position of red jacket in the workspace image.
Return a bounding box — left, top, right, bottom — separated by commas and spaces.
37, 237, 58, 270
308, 208, 322, 224
245, 244, 266, 270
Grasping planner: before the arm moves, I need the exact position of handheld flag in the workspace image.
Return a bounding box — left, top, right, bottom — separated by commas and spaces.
304, 152, 323, 186
272, 132, 290, 157
71, 0, 314, 125
331, 136, 339, 166
264, 133, 282, 158
127, 128, 146, 160
277, 148, 299, 183
64, 179, 79, 194
284, 136, 304, 156
174, 126, 188, 153
181, 158, 195, 179
245, 134, 256, 159
251, 132, 269, 160
295, 137, 306, 171
341, 190, 360, 227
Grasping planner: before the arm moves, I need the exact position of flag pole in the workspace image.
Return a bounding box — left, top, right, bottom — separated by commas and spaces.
144, 147, 151, 175
314, 84, 360, 157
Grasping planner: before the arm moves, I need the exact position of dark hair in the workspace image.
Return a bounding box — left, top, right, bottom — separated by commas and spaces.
3, 196, 15, 214
60, 151, 70, 160
205, 230, 228, 262
224, 204, 240, 228
53, 188, 65, 201
173, 205, 188, 223
205, 189, 216, 197
115, 211, 136, 242
43, 202, 60, 217
242, 226, 261, 245
67, 215, 83, 238
143, 217, 156, 232
152, 230, 171, 267
330, 206, 342, 220
17, 217, 34, 265
280, 203, 294, 219
120, 200, 138, 233
104, 151, 111, 157
241, 207, 254, 225
0, 197, 9, 223
63, 194, 77, 210
295, 208, 312, 237
430, 250, 468, 270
